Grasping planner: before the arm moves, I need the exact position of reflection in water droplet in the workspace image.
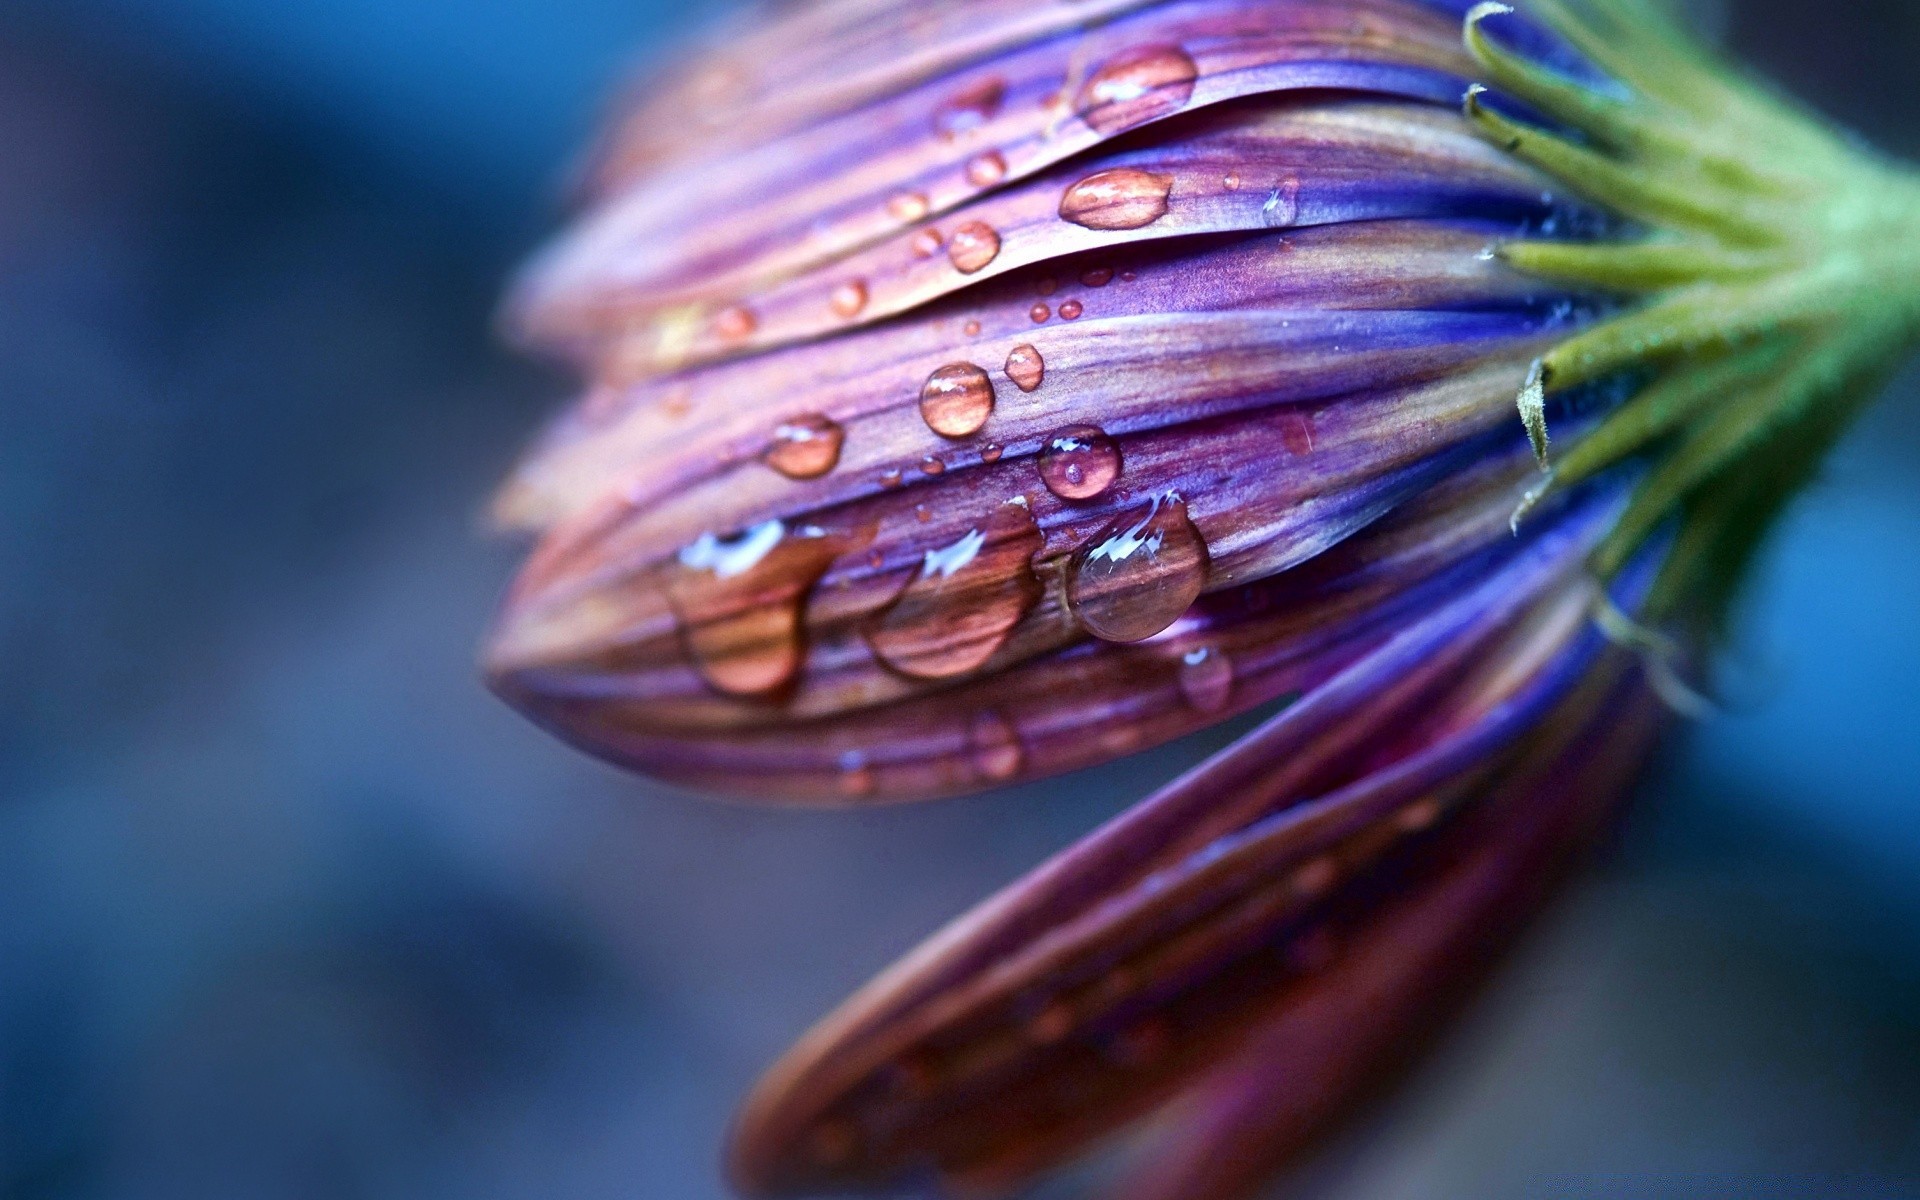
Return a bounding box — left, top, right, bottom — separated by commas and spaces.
1262, 178, 1302, 228
1038, 425, 1120, 500
1178, 646, 1233, 713
763, 413, 845, 479
934, 76, 1006, 140
829, 279, 869, 318
1066, 492, 1208, 642
1075, 44, 1198, 135
920, 363, 995, 437
1058, 168, 1173, 230
714, 304, 757, 340
969, 709, 1025, 782
947, 222, 1001, 273
888, 191, 930, 223
911, 227, 944, 259
1058, 299, 1083, 320
1004, 344, 1044, 392
867, 503, 1043, 679
1029, 302, 1051, 324
1080, 267, 1114, 287
668, 521, 849, 696
965, 149, 1008, 188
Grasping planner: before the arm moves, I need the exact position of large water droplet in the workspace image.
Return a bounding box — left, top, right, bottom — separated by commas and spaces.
1038, 425, 1120, 500
867, 502, 1043, 679
1066, 492, 1208, 642
934, 76, 1006, 140
1178, 646, 1233, 713
1074, 45, 1198, 136
1004, 343, 1044, 392
947, 221, 1001, 273
968, 709, 1025, 782
1058, 168, 1173, 230
920, 363, 995, 437
1261, 177, 1302, 228
763, 413, 845, 479
668, 520, 847, 695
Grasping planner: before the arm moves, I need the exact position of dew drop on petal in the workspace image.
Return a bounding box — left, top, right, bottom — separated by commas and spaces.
1038, 425, 1119, 500
1058, 298, 1083, 320
1074, 44, 1198, 135
1178, 646, 1233, 713
963, 319, 982, 336
920, 363, 995, 437
1080, 267, 1113, 287
911, 227, 944, 259
668, 520, 848, 696
1029, 302, 1051, 323
947, 221, 1001, 273
1004, 343, 1044, 392
1261, 178, 1302, 228
968, 708, 1026, 782
1036, 276, 1058, 297
888, 191, 930, 223
713, 303, 757, 340
965, 149, 1008, 188
1066, 492, 1208, 642
829, 279, 869, 319
763, 413, 845, 479
867, 502, 1044, 679
879, 467, 904, 488
980, 442, 1003, 463
1059, 168, 1173, 230
934, 75, 1006, 140
920, 455, 947, 476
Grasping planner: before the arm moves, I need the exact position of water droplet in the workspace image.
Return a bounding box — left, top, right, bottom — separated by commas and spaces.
1066, 492, 1208, 642
668, 521, 847, 696
837, 751, 877, 798
1058, 168, 1173, 230
1223, 171, 1241, 191
965, 149, 1008, 188
946, 222, 1001, 273
1029, 302, 1051, 323
980, 442, 1003, 463
920, 455, 947, 476
1058, 298, 1083, 320
1004, 344, 1045, 392
968, 709, 1025, 782
934, 76, 1006, 140
888, 191, 930, 222
1261, 178, 1301, 228
713, 304, 757, 340
1080, 267, 1114, 287
1074, 44, 1198, 135
1178, 646, 1233, 713
763, 413, 845, 479
1038, 425, 1119, 500
1036, 276, 1058, 297
963, 319, 982, 337
867, 503, 1043, 679
829, 279, 869, 318
1290, 856, 1340, 897
879, 468, 904, 488
910, 227, 944, 259
1120, 270, 1137, 282
1397, 798, 1443, 833
1280, 410, 1315, 456
914, 504, 932, 523
920, 363, 995, 437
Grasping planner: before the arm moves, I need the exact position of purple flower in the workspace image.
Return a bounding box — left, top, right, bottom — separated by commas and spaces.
483, 0, 1920, 1194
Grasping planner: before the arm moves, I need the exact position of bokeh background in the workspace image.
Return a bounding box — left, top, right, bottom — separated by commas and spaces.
3, 1, 1918, 1196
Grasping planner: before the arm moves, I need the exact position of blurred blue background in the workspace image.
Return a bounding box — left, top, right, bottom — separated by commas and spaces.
0, 1, 1917, 1197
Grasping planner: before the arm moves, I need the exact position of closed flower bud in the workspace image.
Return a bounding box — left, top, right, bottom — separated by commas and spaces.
484, 1, 1920, 1196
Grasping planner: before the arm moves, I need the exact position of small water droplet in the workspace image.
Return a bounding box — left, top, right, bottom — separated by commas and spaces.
867, 503, 1043, 679
968, 709, 1026, 782
965, 149, 1008, 187
1058, 168, 1173, 230
763, 413, 845, 479
980, 442, 1003, 463
1066, 492, 1208, 642
1080, 267, 1113, 287
1223, 171, 1241, 191
829, 279, 869, 318
668, 521, 848, 696
947, 221, 1001, 273
1120, 270, 1137, 282
910, 227, 944, 259
1261, 178, 1301, 228
1075, 44, 1198, 135
1029, 301, 1051, 323
1178, 646, 1233, 713
713, 304, 757, 340
1057, 298, 1083, 320
914, 504, 933, 523
921, 455, 947, 476
1038, 425, 1119, 500
888, 191, 930, 222
963, 319, 982, 337
837, 751, 877, 798
1004, 343, 1045, 392
934, 76, 1006, 140
879, 468, 904, 488
920, 363, 995, 437
1280, 410, 1315, 456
